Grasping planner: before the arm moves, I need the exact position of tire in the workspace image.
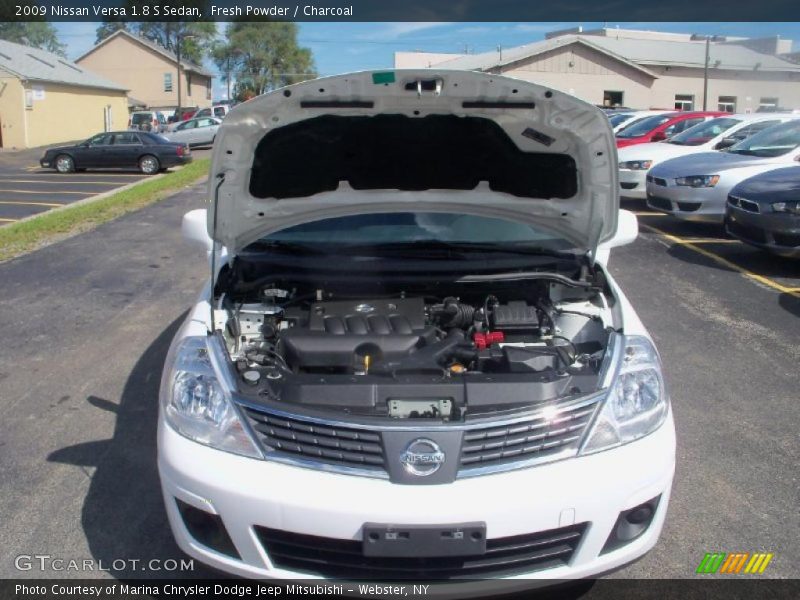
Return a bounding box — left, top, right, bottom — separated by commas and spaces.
139, 155, 160, 175
55, 154, 75, 173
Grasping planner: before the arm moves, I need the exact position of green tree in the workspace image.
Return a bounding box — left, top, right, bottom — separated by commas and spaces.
218, 22, 316, 101
95, 21, 129, 44
0, 21, 65, 56
94, 2, 216, 64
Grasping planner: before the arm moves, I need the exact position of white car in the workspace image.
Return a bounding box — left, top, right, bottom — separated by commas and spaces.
163, 117, 221, 148
619, 114, 800, 199
158, 70, 675, 582
646, 119, 800, 222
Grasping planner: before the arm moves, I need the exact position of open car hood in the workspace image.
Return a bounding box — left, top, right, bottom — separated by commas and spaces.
207, 70, 618, 259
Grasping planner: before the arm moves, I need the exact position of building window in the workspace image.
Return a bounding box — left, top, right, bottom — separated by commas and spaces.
758, 97, 779, 111
164, 73, 173, 93
24, 89, 34, 109
186, 73, 192, 97
674, 94, 694, 111
603, 91, 624, 107
718, 96, 736, 113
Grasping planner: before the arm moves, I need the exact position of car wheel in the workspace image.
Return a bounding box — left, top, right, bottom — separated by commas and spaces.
139, 155, 160, 175
55, 155, 75, 173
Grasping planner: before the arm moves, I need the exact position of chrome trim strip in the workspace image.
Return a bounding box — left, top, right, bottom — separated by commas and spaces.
236, 391, 605, 433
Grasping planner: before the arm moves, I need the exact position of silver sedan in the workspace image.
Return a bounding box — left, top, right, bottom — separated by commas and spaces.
163, 117, 221, 148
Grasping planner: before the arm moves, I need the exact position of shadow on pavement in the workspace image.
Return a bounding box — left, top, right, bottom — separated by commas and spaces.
47, 311, 216, 579
778, 292, 800, 318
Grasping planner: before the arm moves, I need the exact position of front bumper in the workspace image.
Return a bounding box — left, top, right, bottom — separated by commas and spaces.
158, 411, 675, 581
619, 169, 647, 199
725, 204, 800, 257
645, 178, 727, 222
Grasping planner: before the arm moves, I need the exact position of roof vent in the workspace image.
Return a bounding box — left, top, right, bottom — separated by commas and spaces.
27, 54, 55, 68
58, 60, 82, 73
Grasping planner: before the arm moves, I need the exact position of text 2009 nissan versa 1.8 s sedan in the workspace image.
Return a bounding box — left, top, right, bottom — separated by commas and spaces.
158, 70, 676, 583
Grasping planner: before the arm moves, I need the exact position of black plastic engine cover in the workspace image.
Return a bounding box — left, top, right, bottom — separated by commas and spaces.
280, 297, 430, 370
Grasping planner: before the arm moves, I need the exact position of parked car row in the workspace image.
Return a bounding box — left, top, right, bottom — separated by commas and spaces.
615, 112, 800, 257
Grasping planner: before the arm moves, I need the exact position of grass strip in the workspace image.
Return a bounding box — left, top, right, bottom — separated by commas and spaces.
0, 159, 210, 263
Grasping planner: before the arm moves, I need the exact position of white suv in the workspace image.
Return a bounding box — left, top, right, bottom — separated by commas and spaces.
158, 70, 676, 582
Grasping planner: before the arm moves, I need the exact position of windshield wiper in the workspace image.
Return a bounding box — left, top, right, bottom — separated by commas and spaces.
333, 240, 580, 259
243, 240, 328, 255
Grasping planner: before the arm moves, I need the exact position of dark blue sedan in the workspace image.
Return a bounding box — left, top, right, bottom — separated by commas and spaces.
40, 131, 192, 175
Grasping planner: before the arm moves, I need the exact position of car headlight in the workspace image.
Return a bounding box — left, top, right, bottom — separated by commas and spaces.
581, 335, 669, 454
771, 201, 800, 215
675, 175, 720, 188
619, 160, 653, 171
160, 335, 261, 458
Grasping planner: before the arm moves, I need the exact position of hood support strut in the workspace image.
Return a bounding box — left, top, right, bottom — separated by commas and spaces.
209, 173, 225, 335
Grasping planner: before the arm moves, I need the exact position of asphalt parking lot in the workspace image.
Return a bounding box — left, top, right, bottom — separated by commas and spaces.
0, 146, 211, 225
0, 183, 797, 583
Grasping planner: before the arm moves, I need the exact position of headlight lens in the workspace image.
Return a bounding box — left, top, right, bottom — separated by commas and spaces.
675, 175, 720, 187
161, 336, 261, 458
581, 335, 668, 454
771, 201, 800, 215
619, 160, 653, 171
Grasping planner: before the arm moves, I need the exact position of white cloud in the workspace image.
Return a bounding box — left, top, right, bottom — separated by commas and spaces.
355, 22, 453, 41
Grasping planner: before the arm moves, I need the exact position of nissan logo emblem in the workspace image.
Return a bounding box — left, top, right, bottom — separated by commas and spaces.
400, 438, 445, 476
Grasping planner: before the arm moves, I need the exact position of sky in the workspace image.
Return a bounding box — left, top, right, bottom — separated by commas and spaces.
55, 22, 800, 101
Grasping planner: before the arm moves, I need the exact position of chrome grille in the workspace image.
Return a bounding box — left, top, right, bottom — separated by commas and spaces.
242, 408, 386, 471
240, 393, 603, 478
460, 397, 601, 471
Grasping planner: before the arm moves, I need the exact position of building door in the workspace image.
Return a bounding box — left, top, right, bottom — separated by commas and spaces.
603, 91, 624, 107
0, 115, 3, 148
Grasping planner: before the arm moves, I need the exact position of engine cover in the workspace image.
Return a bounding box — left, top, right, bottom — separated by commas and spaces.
280, 298, 431, 370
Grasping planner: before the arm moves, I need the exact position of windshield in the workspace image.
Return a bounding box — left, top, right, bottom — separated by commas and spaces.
727, 121, 800, 157
131, 113, 152, 125
616, 114, 672, 138
667, 117, 741, 146
246, 213, 578, 254
608, 113, 634, 127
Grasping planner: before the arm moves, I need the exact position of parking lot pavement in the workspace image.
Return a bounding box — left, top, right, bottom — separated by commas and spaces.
0, 146, 211, 224
0, 185, 797, 581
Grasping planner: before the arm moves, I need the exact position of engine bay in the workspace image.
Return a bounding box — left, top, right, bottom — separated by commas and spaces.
214, 272, 614, 421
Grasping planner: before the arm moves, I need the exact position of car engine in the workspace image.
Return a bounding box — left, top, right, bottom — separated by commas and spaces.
216, 278, 611, 420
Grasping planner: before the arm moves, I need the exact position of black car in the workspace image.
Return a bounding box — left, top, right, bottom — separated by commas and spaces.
40, 131, 192, 175
725, 166, 800, 257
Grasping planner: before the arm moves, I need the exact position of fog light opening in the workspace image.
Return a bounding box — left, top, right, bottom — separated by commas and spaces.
601, 495, 661, 554
175, 498, 240, 559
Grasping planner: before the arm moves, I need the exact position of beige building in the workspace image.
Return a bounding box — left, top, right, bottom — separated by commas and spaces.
0, 39, 128, 149
396, 28, 800, 113
76, 30, 213, 114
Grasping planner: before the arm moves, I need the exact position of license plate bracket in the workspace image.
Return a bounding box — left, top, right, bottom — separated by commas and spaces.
362, 522, 486, 557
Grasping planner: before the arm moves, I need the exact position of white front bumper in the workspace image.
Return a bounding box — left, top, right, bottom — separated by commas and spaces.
618, 169, 647, 199
158, 409, 675, 582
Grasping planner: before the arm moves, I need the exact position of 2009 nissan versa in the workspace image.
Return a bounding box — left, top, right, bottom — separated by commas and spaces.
157, 70, 676, 581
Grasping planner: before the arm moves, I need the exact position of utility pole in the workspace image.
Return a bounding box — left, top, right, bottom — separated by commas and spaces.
690, 34, 726, 111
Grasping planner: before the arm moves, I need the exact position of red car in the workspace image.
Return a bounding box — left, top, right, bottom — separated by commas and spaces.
615, 111, 727, 148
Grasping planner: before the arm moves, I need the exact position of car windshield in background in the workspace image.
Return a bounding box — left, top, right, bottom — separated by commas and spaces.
727, 121, 800, 157
616, 114, 672, 138
667, 117, 741, 146
609, 113, 634, 127
246, 212, 578, 256
131, 113, 152, 125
